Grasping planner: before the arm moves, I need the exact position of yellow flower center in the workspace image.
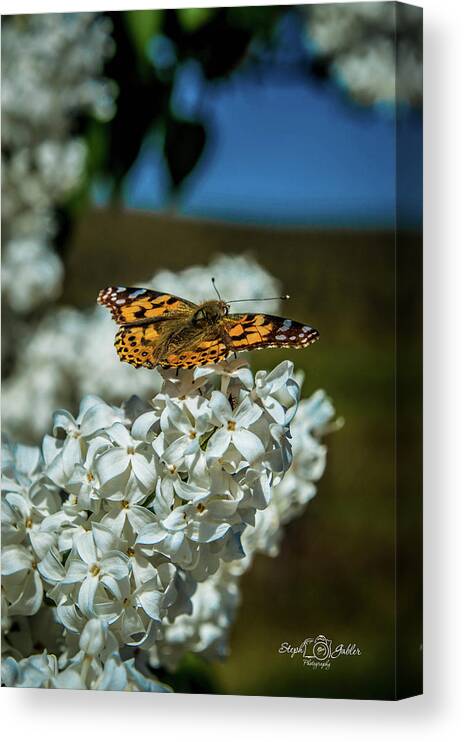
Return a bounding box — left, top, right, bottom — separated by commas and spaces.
89, 563, 101, 577
188, 430, 197, 439
196, 503, 205, 513
227, 420, 236, 431
25, 517, 33, 529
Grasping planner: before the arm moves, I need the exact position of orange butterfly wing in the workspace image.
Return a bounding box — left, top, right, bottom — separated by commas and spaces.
98, 286, 196, 369
114, 324, 162, 369
161, 338, 229, 369
97, 286, 195, 325
225, 313, 319, 351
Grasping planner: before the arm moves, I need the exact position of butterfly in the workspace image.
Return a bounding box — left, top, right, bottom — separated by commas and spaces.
97, 285, 319, 370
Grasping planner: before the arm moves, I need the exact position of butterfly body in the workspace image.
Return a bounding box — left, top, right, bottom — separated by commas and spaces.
98, 286, 319, 370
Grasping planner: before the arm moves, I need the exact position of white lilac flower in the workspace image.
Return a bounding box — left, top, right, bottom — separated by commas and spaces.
1, 442, 61, 546
1, 239, 64, 314
305, 2, 422, 107
253, 362, 300, 425
2, 355, 337, 689
61, 524, 130, 621
206, 393, 265, 464
43, 395, 123, 488
100, 480, 157, 537
95, 423, 158, 496
157, 395, 213, 468
1, 441, 61, 618
1, 651, 59, 689
2, 13, 115, 322
1, 544, 44, 617
1, 648, 172, 692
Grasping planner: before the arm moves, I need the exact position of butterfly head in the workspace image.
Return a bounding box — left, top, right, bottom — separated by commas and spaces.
193, 300, 228, 326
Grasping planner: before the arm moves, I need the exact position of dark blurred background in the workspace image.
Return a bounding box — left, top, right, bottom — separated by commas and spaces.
3, 4, 423, 698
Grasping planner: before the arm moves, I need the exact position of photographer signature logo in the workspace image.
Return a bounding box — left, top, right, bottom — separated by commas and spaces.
278, 634, 362, 670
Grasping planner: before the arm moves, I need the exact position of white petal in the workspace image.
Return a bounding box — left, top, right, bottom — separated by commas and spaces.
92, 522, 118, 556
206, 428, 231, 458
131, 453, 156, 490
80, 403, 121, 437
137, 523, 166, 545
99, 572, 124, 599
107, 422, 132, 447
163, 399, 191, 434
234, 395, 262, 427
188, 520, 230, 543
78, 575, 99, 617
174, 479, 208, 501
209, 391, 232, 423
131, 411, 158, 440
76, 531, 97, 564
100, 552, 129, 581
9, 570, 43, 616
14, 444, 41, 476
63, 559, 88, 583
163, 508, 188, 531
29, 530, 55, 561
38, 548, 65, 583
95, 657, 127, 691
42, 434, 62, 467
138, 584, 162, 621
161, 436, 191, 465
1, 545, 32, 575
95, 448, 130, 486
52, 410, 76, 436
57, 604, 84, 633
232, 429, 264, 461
127, 505, 157, 532
62, 436, 84, 477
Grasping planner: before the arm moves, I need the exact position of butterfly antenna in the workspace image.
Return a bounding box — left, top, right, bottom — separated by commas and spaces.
227, 294, 291, 303
211, 277, 222, 301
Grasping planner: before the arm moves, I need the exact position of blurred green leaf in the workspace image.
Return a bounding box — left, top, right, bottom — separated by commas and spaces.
124, 10, 163, 64
177, 7, 214, 33
85, 119, 109, 175
227, 5, 280, 31
164, 116, 207, 190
